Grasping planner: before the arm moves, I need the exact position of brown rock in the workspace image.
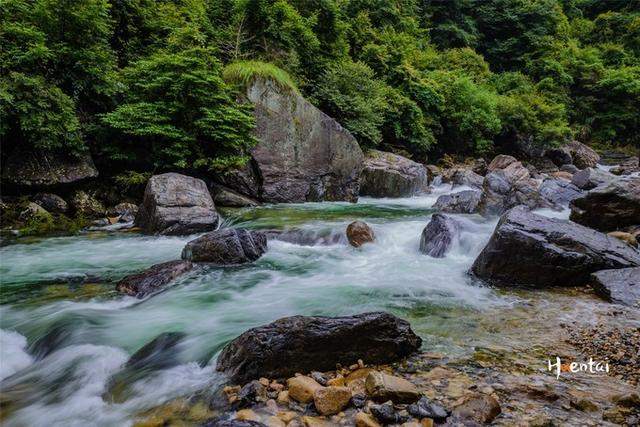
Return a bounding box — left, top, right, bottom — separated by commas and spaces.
567, 141, 600, 169
355, 412, 381, 427
276, 390, 290, 405
487, 155, 518, 172
346, 221, 375, 247
420, 419, 434, 427
365, 371, 420, 403
608, 231, 638, 248
302, 416, 332, 427
287, 376, 324, 403
551, 171, 573, 181
236, 409, 261, 421
327, 376, 345, 387
266, 416, 286, 427
313, 386, 352, 415
451, 393, 501, 424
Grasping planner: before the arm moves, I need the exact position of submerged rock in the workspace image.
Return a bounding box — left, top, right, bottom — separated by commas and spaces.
591, 267, 640, 307
420, 214, 460, 258
244, 78, 364, 203
116, 260, 194, 297
126, 332, 186, 371
359, 150, 428, 197
216, 312, 422, 383
346, 221, 375, 247
181, 228, 267, 265
2, 149, 98, 187
135, 173, 219, 235
570, 178, 640, 232
433, 190, 481, 214
471, 206, 640, 287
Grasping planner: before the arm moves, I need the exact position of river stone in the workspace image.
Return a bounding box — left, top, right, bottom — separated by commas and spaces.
471, 206, 640, 287
355, 412, 381, 427
570, 178, 640, 232
571, 167, 615, 190
126, 332, 185, 371
451, 393, 501, 424
538, 178, 583, 208
567, 141, 600, 169
359, 150, 428, 197
313, 386, 352, 415
116, 260, 194, 297
591, 267, 640, 307
2, 149, 98, 187
433, 190, 481, 214
544, 147, 572, 167
346, 221, 375, 247
244, 78, 364, 203
287, 376, 324, 403
33, 193, 68, 214
407, 397, 448, 421
420, 214, 460, 258
135, 173, 219, 235
365, 371, 420, 403
216, 312, 422, 383
181, 228, 267, 264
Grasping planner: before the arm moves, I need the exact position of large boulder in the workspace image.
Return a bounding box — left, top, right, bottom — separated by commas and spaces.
538, 178, 583, 208
471, 206, 640, 287
216, 312, 422, 383
591, 267, 640, 307
571, 167, 615, 190
420, 214, 460, 258
181, 228, 267, 264
359, 150, 428, 197
569, 178, 640, 232
433, 190, 481, 214
135, 173, 219, 235
242, 78, 364, 203
2, 149, 98, 187
116, 260, 194, 297
566, 141, 600, 169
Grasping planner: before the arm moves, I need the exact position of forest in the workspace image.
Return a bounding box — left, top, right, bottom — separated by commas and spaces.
2, 0, 639, 176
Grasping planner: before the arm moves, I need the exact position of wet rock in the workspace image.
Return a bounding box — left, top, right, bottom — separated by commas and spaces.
370, 402, 410, 424
425, 165, 441, 184
181, 228, 267, 265
107, 202, 138, 223
591, 267, 640, 307
116, 260, 194, 297
407, 397, 448, 422
287, 376, 324, 404
538, 178, 583, 208
212, 184, 259, 207
352, 393, 367, 408
419, 214, 460, 258
451, 393, 501, 424
346, 221, 376, 247
135, 173, 219, 235
236, 381, 268, 407
570, 178, 640, 232
126, 332, 185, 371
471, 206, 640, 287
216, 312, 422, 383
608, 231, 638, 247
566, 141, 600, 169
359, 150, 428, 197
433, 190, 481, 214
365, 371, 420, 403
2, 149, 98, 187
610, 156, 640, 176
313, 386, 351, 415
570, 167, 615, 190
245, 78, 364, 203
544, 148, 572, 167
70, 190, 105, 218
18, 202, 50, 222
449, 169, 483, 189
355, 412, 381, 427
33, 193, 68, 214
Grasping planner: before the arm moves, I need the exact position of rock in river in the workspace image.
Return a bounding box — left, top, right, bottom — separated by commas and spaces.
359, 150, 428, 197
433, 190, 481, 214
570, 178, 640, 232
216, 312, 422, 383
182, 228, 267, 265
471, 206, 640, 287
346, 221, 375, 247
571, 167, 615, 190
537, 178, 583, 208
116, 260, 194, 298
135, 173, 220, 235
420, 214, 460, 258
591, 267, 640, 307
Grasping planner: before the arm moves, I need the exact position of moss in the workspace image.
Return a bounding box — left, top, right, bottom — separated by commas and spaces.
19, 213, 89, 237
223, 60, 299, 93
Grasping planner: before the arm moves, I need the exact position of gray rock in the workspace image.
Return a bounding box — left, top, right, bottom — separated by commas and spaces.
19, 202, 50, 222
420, 214, 460, 258
408, 397, 448, 421
544, 147, 572, 166
33, 193, 68, 214
244, 78, 364, 203
591, 267, 640, 307
560, 164, 579, 174
70, 191, 105, 218
450, 168, 484, 189
212, 185, 258, 207
433, 190, 481, 214
570, 178, 640, 232
471, 206, 640, 287
478, 168, 546, 216
567, 141, 600, 169
115, 260, 194, 297
487, 154, 518, 172
610, 156, 640, 176
538, 178, 583, 208
214, 160, 262, 200
181, 228, 267, 264
2, 149, 98, 187
359, 150, 428, 197
135, 173, 219, 235
451, 393, 501, 425
216, 312, 422, 383
571, 168, 615, 190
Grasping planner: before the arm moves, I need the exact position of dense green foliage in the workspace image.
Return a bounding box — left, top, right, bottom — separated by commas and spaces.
2, 0, 638, 172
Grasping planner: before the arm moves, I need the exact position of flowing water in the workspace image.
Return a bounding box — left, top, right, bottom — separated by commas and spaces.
0, 184, 602, 426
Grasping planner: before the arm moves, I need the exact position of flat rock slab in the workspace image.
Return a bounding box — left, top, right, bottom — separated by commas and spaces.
216, 312, 422, 383
116, 260, 193, 298
591, 267, 640, 307
471, 206, 640, 287
181, 228, 267, 265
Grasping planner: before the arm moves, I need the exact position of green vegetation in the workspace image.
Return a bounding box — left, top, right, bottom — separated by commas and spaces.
1, 0, 638, 172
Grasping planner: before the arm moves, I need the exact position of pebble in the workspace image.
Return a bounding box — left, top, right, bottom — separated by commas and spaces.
365, 371, 420, 403
287, 376, 324, 404
355, 412, 381, 427
313, 386, 352, 416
